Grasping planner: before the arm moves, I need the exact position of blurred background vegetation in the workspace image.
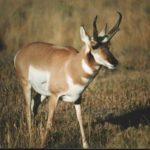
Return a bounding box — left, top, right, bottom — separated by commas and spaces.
0, 0, 150, 148
0, 0, 149, 51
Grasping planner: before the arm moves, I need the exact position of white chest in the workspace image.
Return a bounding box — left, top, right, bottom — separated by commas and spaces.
28, 65, 51, 96
59, 75, 86, 103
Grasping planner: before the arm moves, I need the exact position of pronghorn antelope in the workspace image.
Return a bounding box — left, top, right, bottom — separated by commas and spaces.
14, 12, 122, 148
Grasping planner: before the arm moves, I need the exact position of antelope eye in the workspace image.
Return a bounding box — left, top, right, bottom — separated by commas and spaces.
92, 43, 99, 49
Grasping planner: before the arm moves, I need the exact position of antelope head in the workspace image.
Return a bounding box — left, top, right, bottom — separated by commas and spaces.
80, 12, 122, 69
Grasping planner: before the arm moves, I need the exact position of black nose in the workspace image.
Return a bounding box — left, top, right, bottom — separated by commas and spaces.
108, 52, 119, 68
109, 55, 118, 67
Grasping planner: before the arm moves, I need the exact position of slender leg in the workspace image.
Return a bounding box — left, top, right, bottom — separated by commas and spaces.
31, 93, 41, 117
42, 94, 58, 147
31, 94, 46, 117
21, 79, 32, 146
74, 104, 89, 149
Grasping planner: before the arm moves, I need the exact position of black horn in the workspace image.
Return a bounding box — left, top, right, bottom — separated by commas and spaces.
107, 11, 122, 41
93, 15, 98, 41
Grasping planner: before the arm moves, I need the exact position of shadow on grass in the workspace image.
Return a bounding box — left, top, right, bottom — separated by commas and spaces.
95, 105, 150, 129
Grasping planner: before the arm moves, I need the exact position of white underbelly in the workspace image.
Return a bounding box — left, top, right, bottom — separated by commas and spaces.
31, 80, 50, 96
61, 94, 81, 103
28, 65, 51, 96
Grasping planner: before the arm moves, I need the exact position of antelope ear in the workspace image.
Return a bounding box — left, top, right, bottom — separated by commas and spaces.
80, 26, 90, 45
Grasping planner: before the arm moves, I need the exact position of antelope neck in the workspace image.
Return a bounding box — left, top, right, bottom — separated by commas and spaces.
81, 48, 100, 73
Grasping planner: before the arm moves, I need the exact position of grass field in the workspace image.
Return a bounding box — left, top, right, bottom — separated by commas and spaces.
0, 0, 150, 148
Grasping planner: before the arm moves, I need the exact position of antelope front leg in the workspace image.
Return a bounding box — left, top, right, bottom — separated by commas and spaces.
42, 95, 58, 147
74, 104, 89, 149
21, 79, 32, 146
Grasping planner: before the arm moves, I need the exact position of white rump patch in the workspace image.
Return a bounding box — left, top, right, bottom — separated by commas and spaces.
81, 59, 93, 75
28, 65, 51, 95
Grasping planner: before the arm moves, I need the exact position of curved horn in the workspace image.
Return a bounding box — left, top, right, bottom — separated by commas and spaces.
107, 11, 122, 41
108, 11, 122, 34
93, 15, 98, 41
104, 23, 108, 34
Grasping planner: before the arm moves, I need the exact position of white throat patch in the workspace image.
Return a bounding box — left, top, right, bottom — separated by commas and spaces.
81, 59, 93, 75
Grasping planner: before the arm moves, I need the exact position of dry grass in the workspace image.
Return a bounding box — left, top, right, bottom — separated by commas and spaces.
0, 0, 150, 148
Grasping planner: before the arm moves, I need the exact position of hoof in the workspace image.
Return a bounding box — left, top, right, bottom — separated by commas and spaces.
83, 142, 89, 149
